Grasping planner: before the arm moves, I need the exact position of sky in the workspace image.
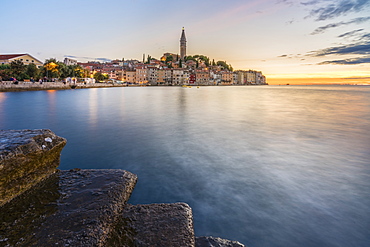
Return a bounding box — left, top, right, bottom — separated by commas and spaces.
1, 0, 370, 84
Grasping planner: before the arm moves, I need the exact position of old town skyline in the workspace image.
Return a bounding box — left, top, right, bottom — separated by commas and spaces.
1, 0, 370, 85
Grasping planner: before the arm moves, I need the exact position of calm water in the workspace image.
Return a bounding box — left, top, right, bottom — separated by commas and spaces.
1, 85, 370, 247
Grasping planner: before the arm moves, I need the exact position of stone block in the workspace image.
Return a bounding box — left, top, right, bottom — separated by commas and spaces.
196, 236, 246, 247
0, 129, 66, 206
0, 169, 137, 246
108, 203, 195, 247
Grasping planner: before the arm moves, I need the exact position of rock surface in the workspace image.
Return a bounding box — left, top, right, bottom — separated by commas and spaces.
0, 169, 137, 246
0, 129, 66, 206
108, 203, 195, 247
196, 236, 246, 247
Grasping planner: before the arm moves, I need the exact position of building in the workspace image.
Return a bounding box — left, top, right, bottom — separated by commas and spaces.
180, 27, 186, 60
125, 70, 136, 84
135, 66, 148, 84
147, 66, 158, 85
0, 53, 43, 67
64, 57, 77, 66
157, 69, 172, 85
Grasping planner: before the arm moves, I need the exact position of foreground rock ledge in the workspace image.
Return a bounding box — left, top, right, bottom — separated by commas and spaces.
0, 129, 246, 246
0, 169, 137, 246
0, 129, 66, 206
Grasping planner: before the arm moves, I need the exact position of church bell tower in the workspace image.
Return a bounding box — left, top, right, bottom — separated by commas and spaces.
180, 27, 187, 60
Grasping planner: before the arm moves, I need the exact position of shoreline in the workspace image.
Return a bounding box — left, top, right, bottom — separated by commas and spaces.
0, 81, 127, 92
0, 81, 267, 92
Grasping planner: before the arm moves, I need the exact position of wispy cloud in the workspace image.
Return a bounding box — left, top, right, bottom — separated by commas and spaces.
304, 0, 370, 21
318, 56, 370, 64
338, 29, 364, 38
311, 42, 370, 56
311, 16, 370, 34
64, 55, 111, 62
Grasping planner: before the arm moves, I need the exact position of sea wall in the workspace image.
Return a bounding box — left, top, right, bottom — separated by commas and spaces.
0, 81, 126, 92
0, 129, 245, 247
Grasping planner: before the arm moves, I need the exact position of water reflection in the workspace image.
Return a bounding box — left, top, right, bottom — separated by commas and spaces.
88, 88, 99, 128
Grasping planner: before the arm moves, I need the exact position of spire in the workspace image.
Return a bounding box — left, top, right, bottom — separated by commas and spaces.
180, 27, 187, 60
180, 27, 186, 42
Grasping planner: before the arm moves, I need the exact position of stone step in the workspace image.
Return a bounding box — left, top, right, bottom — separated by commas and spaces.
0, 169, 137, 246
108, 203, 195, 246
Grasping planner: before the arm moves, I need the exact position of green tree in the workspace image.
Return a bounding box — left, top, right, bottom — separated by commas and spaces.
10, 60, 26, 80
179, 59, 182, 68
93, 72, 109, 82
216, 61, 233, 71
0, 64, 11, 80
26, 63, 40, 80
165, 55, 173, 63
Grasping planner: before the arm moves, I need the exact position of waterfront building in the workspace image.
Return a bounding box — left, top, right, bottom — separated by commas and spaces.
210, 70, 221, 85
125, 70, 136, 84
195, 69, 210, 85
180, 27, 187, 60
64, 58, 77, 66
147, 66, 158, 85
135, 66, 148, 84
220, 71, 234, 85
0, 53, 43, 67
172, 68, 189, 85
157, 68, 172, 85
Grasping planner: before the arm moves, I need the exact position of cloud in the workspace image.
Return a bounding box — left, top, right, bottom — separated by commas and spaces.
338, 29, 364, 38
304, 0, 370, 21
318, 56, 370, 64
64, 55, 111, 62
311, 16, 370, 34
312, 42, 370, 56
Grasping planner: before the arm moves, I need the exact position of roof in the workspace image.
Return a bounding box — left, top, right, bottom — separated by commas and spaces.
0, 54, 28, 60
0, 53, 43, 64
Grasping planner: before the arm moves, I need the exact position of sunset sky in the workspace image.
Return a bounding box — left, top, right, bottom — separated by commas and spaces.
1, 0, 369, 84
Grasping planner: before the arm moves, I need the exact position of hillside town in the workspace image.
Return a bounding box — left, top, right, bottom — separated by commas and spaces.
0, 28, 267, 86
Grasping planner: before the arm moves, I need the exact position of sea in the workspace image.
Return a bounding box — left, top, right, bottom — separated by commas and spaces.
1, 85, 369, 247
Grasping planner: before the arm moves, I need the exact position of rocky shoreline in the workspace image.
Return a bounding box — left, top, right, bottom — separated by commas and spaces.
0, 129, 246, 246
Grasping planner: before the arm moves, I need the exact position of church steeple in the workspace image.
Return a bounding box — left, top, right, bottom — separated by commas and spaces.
180, 27, 187, 60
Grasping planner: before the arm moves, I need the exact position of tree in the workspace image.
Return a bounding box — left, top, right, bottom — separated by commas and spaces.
26, 63, 40, 80
43, 58, 60, 79
93, 72, 109, 82
165, 55, 173, 63
0, 64, 11, 80
179, 59, 182, 68
216, 61, 232, 71
10, 60, 26, 80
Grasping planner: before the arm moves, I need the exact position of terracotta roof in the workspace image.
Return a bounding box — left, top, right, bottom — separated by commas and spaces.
0, 54, 28, 60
